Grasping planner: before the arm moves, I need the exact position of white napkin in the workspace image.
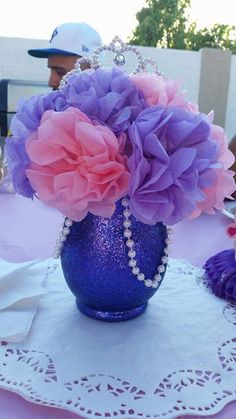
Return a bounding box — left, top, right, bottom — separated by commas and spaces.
0, 258, 50, 342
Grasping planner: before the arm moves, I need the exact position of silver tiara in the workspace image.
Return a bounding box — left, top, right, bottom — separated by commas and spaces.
59, 36, 161, 89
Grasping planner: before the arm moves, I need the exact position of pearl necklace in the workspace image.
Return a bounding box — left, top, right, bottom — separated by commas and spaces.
53, 198, 172, 289
121, 198, 172, 288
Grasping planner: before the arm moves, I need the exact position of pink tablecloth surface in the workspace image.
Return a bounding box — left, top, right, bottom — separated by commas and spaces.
0, 193, 234, 419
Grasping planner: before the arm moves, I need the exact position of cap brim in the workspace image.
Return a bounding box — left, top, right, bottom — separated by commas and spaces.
27, 48, 80, 58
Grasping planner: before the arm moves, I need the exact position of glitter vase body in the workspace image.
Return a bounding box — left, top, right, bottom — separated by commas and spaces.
61, 200, 168, 321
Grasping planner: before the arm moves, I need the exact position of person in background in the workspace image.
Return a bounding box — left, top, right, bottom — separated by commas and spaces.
0, 22, 102, 193
28, 22, 102, 90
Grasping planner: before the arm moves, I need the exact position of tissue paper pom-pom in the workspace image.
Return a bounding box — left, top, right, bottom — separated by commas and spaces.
25, 107, 130, 221
128, 105, 219, 225
191, 123, 235, 217
5, 90, 65, 197
131, 73, 198, 113
61, 67, 147, 134
204, 249, 236, 301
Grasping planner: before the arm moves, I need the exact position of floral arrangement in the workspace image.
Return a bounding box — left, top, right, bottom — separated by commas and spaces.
5, 40, 235, 227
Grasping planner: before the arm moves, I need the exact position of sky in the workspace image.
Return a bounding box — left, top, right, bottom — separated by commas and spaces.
1, 0, 235, 43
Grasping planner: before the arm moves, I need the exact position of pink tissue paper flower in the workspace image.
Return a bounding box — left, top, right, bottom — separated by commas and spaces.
191, 121, 235, 217
131, 73, 198, 113
25, 107, 130, 221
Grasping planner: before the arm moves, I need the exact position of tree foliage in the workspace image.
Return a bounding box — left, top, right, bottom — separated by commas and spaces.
129, 0, 236, 53
186, 23, 236, 52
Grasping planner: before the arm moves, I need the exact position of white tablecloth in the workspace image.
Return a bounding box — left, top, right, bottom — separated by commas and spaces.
0, 257, 235, 418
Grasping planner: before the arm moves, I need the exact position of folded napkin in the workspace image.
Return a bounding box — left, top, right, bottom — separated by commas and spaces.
0, 258, 50, 342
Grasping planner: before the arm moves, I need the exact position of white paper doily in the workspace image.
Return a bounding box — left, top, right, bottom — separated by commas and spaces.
0, 258, 236, 419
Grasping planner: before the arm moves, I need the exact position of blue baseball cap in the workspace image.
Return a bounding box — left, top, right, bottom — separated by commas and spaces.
28, 22, 102, 58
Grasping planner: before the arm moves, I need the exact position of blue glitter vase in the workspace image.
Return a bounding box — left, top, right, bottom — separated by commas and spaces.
61, 200, 168, 322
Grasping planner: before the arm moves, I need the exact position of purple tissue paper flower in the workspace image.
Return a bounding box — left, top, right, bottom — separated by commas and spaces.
61, 68, 147, 134
128, 105, 220, 225
5, 90, 65, 197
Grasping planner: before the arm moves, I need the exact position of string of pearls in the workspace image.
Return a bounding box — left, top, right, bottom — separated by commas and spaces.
53, 198, 172, 289
121, 197, 172, 288
53, 218, 73, 259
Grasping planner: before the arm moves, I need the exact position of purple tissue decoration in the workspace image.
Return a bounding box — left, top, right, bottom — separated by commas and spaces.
204, 249, 236, 301
128, 105, 219, 225
61, 67, 147, 134
5, 90, 66, 198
